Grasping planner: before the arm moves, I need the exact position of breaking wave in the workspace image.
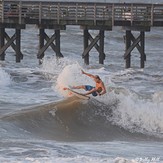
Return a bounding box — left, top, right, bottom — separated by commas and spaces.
1, 62, 163, 141
2, 94, 163, 141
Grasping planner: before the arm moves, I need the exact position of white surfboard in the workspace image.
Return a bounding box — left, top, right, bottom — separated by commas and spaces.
67, 88, 90, 100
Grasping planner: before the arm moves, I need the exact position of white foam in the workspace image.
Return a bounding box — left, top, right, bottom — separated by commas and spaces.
153, 91, 163, 103
0, 156, 140, 163
49, 107, 58, 117
107, 90, 163, 137
0, 68, 11, 86
41, 56, 81, 76
56, 64, 85, 97
114, 157, 138, 163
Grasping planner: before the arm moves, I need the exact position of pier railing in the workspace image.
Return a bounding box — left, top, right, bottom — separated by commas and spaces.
0, 1, 163, 27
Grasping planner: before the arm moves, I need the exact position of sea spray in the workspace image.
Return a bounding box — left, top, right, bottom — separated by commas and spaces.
0, 68, 11, 86
55, 64, 94, 97
108, 89, 163, 137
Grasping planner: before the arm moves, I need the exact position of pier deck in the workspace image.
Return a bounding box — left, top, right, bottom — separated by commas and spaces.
1, 1, 163, 27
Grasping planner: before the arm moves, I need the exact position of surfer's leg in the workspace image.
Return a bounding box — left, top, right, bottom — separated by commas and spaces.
84, 85, 98, 96
63, 85, 85, 90
85, 85, 94, 91
63, 87, 69, 90
72, 85, 85, 89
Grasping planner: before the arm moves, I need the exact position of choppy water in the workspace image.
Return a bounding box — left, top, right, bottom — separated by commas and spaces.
0, 1, 163, 162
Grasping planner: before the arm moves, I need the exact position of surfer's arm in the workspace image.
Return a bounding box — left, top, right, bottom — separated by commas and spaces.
81, 70, 96, 79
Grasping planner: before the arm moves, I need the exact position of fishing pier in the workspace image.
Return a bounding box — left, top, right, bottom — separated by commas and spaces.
0, 1, 163, 68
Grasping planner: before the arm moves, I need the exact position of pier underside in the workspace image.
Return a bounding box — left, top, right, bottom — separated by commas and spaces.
0, 1, 162, 68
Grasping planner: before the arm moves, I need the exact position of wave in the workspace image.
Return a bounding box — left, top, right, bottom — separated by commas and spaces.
2, 96, 163, 141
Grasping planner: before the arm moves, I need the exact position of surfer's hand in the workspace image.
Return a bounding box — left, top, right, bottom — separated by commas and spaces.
81, 70, 85, 74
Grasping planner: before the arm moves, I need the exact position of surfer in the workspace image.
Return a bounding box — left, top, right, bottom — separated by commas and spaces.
64, 70, 106, 97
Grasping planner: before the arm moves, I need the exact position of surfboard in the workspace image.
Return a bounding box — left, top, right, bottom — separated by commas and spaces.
66, 88, 90, 100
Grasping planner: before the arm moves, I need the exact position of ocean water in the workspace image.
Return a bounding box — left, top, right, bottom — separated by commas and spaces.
0, 1, 163, 163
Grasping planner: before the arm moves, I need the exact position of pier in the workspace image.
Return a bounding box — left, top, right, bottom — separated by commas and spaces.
0, 1, 163, 68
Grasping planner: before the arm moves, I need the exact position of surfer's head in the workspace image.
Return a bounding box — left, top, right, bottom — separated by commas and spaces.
94, 75, 101, 82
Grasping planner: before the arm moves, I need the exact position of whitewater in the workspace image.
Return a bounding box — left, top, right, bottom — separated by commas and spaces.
0, 4, 163, 163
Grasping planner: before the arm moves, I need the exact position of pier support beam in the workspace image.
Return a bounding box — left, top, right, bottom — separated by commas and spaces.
125, 30, 131, 68
38, 28, 45, 64
0, 28, 5, 60
140, 31, 145, 68
0, 27, 23, 62
16, 29, 21, 62
123, 26, 150, 68
81, 25, 109, 65
99, 30, 105, 64
37, 28, 64, 62
55, 30, 62, 58
83, 29, 89, 65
